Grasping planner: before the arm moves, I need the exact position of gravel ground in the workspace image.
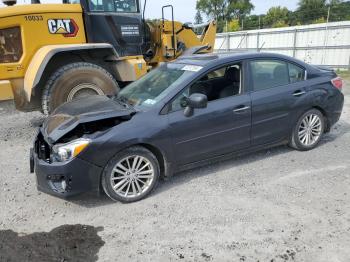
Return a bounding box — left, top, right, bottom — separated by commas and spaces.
0, 77, 349, 262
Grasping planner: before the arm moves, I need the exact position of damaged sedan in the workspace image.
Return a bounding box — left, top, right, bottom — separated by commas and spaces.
30, 53, 344, 203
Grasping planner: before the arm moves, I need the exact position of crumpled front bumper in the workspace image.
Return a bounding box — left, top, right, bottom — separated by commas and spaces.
30, 145, 103, 199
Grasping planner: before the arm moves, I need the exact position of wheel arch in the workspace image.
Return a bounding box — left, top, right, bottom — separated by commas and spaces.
312, 105, 330, 132
24, 43, 119, 103
102, 142, 173, 182
137, 143, 170, 179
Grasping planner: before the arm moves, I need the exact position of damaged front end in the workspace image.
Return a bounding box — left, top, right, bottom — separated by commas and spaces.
42, 95, 136, 144
31, 95, 136, 196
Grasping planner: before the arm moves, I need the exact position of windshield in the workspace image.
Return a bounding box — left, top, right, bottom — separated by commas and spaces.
116, 63, 201, 109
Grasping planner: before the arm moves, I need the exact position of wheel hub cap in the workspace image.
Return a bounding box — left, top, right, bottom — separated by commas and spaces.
67, 83, 104, 102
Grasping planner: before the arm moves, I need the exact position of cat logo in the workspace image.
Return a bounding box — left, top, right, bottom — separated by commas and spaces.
47, 19, 79, 37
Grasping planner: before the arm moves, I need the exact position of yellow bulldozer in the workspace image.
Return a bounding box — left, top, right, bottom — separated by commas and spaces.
0, 0, 216, 114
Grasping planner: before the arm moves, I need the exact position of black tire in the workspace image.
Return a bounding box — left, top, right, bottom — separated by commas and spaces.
42, 62, 120, 114
102, 146, 160, 203
289, 109, 325, 151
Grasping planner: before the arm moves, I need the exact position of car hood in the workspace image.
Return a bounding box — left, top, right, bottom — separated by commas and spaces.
41, 96, 136, 144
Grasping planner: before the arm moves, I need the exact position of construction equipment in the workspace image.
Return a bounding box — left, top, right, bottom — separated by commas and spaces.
0, 0, 216, 114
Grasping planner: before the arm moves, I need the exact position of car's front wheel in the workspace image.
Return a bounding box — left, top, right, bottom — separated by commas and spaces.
289, 109, 325, 151
102, 146, 160, 203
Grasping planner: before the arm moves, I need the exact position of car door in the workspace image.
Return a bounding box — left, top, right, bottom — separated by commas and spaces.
167, 63, 252, 165
249, 59, 308, 146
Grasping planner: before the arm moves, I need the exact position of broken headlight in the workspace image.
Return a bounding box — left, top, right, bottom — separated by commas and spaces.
0, 26, 23, 63
52, 138, 90, 162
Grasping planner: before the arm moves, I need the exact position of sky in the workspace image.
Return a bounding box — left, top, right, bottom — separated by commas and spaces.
1, 0, 299, 22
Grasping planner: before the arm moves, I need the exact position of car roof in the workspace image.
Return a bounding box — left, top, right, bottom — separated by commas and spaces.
173, 52, 309, 69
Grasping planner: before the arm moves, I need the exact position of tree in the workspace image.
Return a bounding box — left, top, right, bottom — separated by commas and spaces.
295, 0, 327, 24
196, 0, 227, 21
242, 14, 264, 30
194, 10, 204, 24
263, 6, 289, 28
196, 0, 254, 32
223, 19, 240, 32
328, 1, 350, 22
227, 0, 254, 20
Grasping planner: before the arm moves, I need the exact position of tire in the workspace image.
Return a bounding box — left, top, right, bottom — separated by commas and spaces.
42, 62, 120, 114
102, 146, 160, 203
289, 109, 325, 151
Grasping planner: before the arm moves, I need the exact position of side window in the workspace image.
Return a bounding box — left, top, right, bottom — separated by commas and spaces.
288, 63, 305, 83
170, 63, 242, 112
89, 0, 138, 12
250, 60, 289, 91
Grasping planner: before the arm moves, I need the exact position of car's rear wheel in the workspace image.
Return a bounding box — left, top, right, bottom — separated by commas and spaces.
102, 146, 160, 203
289, 109, 325, 151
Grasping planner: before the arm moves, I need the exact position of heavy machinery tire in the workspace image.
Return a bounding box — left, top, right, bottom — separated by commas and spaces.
42, 62, 120, 114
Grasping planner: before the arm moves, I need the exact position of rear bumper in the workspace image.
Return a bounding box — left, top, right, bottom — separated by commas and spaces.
31, 149, 103, 198
327, 92, 344, 129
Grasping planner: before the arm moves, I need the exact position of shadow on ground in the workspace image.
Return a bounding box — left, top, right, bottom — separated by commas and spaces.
0, 225, 104, 262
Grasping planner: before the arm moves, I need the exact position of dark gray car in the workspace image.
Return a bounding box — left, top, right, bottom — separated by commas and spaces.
30, 52, 344, 203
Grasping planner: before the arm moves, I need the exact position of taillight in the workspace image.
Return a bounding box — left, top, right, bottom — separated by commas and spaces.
331, 77, 343, 91
0, 26, 23, 63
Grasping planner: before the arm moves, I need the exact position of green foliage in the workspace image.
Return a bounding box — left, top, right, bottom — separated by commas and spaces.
328, 1, 350, 21
195, 0, 350, 32
223, 19, 240, 32
263, 6, 289, 28
196, 0, 254, 32
295, 0, 327, 24
312, 17, 326, 24
243, 15, 264, 30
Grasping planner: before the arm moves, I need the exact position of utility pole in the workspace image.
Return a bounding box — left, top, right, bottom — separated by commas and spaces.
326, 5, 330, 23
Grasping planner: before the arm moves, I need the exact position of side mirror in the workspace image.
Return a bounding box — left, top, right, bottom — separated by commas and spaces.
184, 93, 208, 117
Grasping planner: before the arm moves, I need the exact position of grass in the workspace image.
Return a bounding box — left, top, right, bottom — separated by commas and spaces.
337, 70, 350, 80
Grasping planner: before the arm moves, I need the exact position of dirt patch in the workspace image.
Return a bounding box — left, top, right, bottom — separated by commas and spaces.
0, 224, 104, 262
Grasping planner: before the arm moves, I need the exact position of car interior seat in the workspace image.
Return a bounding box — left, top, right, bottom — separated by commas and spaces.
219, 67, 240, 98
272, 65, 289, 86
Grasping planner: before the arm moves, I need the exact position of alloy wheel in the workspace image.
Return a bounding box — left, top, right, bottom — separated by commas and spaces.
298, 113, 322, 146
110, 155, 155, 199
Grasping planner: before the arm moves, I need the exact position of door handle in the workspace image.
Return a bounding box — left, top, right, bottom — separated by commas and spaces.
293, 90, 306, 97
233, 106, 250, 113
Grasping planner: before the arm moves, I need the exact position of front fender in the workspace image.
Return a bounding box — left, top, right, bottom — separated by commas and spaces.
23, 43, 117, 101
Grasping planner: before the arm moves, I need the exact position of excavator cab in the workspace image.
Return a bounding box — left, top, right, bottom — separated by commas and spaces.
79, 0, 149, 57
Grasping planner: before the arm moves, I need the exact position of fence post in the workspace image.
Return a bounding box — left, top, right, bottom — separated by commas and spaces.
293, 29, 297, 58
227, 33, 230, 52
257, 32, 260, 52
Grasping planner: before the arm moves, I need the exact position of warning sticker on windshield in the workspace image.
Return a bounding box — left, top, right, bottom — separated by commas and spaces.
182, 65, 203, 72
